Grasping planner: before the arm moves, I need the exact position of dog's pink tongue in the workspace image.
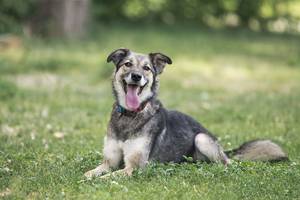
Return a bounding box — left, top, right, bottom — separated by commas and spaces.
126, 85, 140, 111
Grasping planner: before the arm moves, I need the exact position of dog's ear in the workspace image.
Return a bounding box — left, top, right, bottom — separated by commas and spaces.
149, 52, 172, 74
107, 48, 129, 65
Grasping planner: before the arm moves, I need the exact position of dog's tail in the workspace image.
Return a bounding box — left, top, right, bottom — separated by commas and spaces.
225, 139, 288, 162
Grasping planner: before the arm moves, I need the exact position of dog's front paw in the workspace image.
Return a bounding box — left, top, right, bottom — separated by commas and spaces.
99, 167, 134, 179
84, 169, 96, 179
84, 164, 110, 179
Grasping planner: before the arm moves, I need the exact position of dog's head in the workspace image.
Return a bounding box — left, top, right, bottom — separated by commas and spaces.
107, 48, 172, 111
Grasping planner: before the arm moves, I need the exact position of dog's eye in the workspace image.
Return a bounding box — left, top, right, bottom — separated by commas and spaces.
124, 62, 132, 67
143, 65, 150, 71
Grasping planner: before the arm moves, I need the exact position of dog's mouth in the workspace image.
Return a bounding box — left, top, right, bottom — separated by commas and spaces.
122, 80, 146, 95
122, 80, 146, 111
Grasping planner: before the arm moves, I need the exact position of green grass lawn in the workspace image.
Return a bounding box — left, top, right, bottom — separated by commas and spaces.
1, 25, 300, 199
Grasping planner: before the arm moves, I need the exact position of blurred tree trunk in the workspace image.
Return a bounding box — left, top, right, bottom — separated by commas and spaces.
236, 0, 262, 27
30, 0, 90, 38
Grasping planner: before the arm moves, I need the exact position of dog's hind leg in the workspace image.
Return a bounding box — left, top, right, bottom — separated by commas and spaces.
194, 133, 230, 165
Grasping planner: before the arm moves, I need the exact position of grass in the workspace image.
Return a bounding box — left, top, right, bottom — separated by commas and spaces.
1, 25, 300, 199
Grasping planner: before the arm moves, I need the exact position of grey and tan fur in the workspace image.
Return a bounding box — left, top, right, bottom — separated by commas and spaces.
84, 48, 288, 179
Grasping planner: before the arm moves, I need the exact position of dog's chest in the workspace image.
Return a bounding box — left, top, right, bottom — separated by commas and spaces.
110, 113, 152, 141
114, 137, 149, 154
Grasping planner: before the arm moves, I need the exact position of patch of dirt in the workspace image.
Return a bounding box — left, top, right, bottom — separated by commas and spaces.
14, 73, 67, 90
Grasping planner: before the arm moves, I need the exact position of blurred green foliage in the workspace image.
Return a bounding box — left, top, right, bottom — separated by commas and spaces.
0, 0, 37, 33
0, 78, 18, 100
91, 0, 297, 25
0, 0, 299, 33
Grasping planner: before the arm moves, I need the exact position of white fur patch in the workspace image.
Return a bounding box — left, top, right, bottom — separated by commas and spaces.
138, 72, 154, 106
156, 128, 166, 143
140, 76, 148, 86
103, 135, 151, 168
103, 136, 151, 168
194, 133, 227, 162
123, 74, 131, 85
123, 136, 151, 167
103, 136, 123, 168
113, 68, 127, 108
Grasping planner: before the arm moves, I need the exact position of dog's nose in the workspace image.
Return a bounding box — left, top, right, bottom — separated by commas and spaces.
131, 73, 142, 82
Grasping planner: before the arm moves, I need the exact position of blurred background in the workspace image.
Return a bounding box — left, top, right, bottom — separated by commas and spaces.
0, 0, 300, 136
0, 0, 300, 132
1, 0, 300, 37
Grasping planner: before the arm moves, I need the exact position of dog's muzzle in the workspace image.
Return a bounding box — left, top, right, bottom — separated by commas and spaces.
121, 73, 148, 111
124, 73, 147, 87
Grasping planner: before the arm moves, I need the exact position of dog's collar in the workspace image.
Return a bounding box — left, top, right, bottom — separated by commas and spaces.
116, 105, 126, 113
116, 102, 148, 115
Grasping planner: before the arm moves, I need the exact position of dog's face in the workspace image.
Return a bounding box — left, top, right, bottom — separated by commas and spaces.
107, 49, 172, 111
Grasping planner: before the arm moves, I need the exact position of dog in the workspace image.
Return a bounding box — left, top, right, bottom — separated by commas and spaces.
84, 48, 288, 179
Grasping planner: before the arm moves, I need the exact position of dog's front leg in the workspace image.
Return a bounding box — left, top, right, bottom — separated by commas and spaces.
100, 136, 150, 179
84, 136, 122, 179
99, 153, 143, 179
84, 160, 110, 179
